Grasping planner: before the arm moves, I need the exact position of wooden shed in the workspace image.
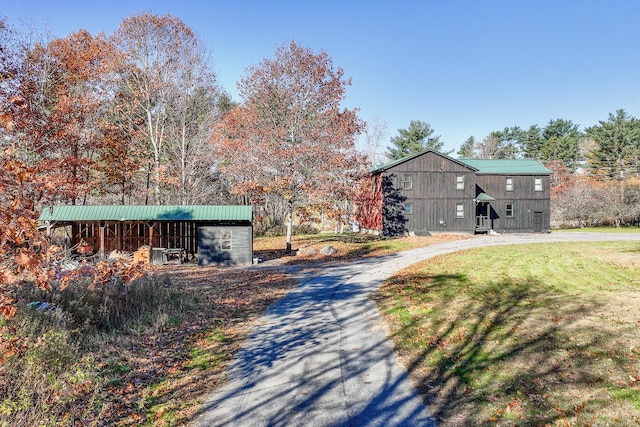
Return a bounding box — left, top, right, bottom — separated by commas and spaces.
38, 205, 253, 266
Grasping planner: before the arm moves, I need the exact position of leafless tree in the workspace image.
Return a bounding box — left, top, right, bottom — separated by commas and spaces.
362, 115, 388, 166
111, 13, 219, 205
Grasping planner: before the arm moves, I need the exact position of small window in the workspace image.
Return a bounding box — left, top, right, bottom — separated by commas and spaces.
534, 177, 543, 192
456, 203, 464, 218
403, 174, 413, 190
456, 175, 465, 190
221, 230, 232, 250
506, 177, 514, 192
404, 203, 413, 214
506, 203, 514, 217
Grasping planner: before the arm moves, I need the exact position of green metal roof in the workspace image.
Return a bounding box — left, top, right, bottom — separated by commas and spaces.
475, 192, 496, 201
39, 205, 253, 222
459, 159, 552, 175
370, 149, 552, 175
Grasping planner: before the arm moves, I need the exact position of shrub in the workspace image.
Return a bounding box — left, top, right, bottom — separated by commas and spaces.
0, 272, 185, 426
19, 273, 177, 332
0, 307, 87, 426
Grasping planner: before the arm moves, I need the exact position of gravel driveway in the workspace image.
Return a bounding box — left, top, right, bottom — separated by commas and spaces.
193, 232, 639, 427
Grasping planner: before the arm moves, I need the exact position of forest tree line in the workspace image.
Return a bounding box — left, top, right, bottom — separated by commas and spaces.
380, 112, 640, 228
0, 12, 366, 246
1, 10, 369, 316
4, 11, 640, 237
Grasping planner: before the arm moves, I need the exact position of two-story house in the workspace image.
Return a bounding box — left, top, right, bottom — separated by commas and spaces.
355, 150, 552, 235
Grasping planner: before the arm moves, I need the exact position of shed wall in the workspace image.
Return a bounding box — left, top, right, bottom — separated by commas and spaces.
198, 226, 253, 266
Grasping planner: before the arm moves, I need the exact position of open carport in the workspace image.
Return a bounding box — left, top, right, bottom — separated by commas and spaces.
38, 205, 253, 266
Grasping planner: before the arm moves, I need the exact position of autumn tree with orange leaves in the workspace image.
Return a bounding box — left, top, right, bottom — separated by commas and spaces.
0, 18, 54, 318
5, 29, 115, 205
0, 13, 222, 320
0, 19, 146, 320
212, 41, 365, 252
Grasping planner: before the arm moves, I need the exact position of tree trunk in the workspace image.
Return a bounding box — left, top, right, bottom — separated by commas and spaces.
145, 164, 151, 205
286, 211, 293, 254
99, 223, 106, 260
154, 156, 161, 205
180, 124, 188, 205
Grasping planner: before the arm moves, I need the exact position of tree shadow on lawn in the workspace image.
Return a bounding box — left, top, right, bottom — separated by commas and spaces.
377, 273, 636, 426
619, 242, 640, 254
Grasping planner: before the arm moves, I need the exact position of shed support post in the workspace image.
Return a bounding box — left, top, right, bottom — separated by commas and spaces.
71, 223, 79, 247
117, 222, 122, 251
147, 222, 156, 264
99, 221, 106, 260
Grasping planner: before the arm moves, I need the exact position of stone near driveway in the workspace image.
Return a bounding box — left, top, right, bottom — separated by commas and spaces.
319, 245, 337, 256
296, 247, 317, 256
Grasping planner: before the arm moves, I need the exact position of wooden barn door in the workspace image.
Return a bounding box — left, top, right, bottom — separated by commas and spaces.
533, 211, 543, 232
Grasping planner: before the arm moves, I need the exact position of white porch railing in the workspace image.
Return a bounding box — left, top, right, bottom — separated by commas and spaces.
475, 215, 490, 230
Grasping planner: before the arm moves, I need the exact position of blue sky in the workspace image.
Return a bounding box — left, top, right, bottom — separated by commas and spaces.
3, 0, 640, 155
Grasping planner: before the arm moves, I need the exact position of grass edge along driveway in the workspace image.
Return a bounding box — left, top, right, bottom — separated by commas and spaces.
374, 240, 640, 426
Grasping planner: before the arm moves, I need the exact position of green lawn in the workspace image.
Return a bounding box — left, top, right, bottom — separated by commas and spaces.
374, 241, 640, 426
554, 226, 640, 233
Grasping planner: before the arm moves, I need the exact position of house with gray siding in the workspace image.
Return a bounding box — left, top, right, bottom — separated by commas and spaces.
355, 150, 552, 235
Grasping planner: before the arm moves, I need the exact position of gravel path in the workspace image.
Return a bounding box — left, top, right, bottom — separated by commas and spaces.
193, 232, 639, 427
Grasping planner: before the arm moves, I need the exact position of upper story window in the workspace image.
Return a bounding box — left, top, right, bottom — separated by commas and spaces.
403, 174, 413, 190
456, 203, 464, 218
456, 175, 465, 190
506, 203, 514, 217
534, 177, 543, 192
404, 203, 413, 214
505, 177, 514, 192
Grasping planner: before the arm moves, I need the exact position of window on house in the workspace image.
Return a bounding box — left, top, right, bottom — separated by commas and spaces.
456, 203, 464, 218
403, 174, 413, 190
404, 203, 413, 214
506, 177, 514, 192
534, 177, 543, 192
456, 175, 464, 190
221, 230, 232, 250
506, 203, 514, 217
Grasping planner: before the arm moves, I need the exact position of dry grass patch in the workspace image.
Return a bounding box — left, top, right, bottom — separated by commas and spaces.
254, 232, 470, 263
0, 266, 297, 426
374, 241, 640, 426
